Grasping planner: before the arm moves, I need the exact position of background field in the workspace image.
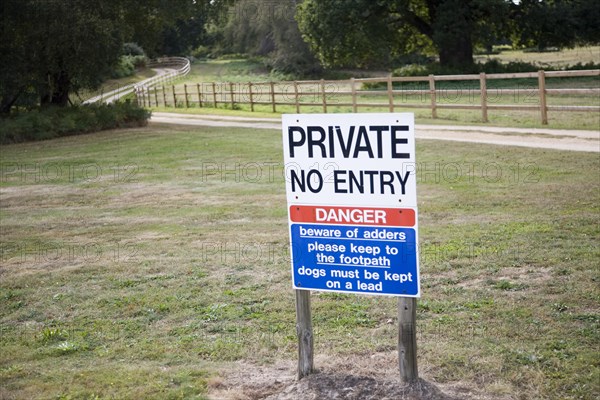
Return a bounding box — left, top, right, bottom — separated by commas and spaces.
139, 46, 600, 131
474, 46, 600, 68
1, 124, 598, 399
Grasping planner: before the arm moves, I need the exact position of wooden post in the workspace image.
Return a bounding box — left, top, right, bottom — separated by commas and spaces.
154, 87, 158, 107
294, 81, 300, 113
229, 82, 235, 109
295, 289, 314, 379
249, 82, 254, 112
197, 83, 202, 107
321, 79, 327, 113
184, 84, 189, 108
172, 85, 177, 107
398, 297, 418, 383
429, 75, 437, 119
162, 85, 167, 107
212, 82, 217, 108
479, 73, 488, 123
270, 82, 276, 113
538, 70, 548, 125
387, 75, 394, 112
351, 78, 357, 113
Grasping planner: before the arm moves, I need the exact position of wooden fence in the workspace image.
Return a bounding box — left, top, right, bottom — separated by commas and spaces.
135, 69, 599, 125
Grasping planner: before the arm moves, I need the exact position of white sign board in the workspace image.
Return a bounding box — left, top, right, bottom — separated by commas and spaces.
283, 113, 420, 297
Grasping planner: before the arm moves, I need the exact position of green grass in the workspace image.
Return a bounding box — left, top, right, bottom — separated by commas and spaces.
180, 58, 272, 83
1, 124, 599, 399
475, 45, 600, 68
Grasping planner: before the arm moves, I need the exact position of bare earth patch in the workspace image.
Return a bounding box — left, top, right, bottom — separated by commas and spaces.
209, 353, 510, 400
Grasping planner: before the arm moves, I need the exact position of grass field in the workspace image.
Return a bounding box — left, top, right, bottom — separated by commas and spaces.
474, 46, 600, 68
0, 123, 598, 399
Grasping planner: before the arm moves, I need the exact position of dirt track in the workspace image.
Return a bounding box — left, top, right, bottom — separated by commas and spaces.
150, 112, 599, 153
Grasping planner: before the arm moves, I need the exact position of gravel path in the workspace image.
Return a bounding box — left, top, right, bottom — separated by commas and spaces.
151, 112, 599, 153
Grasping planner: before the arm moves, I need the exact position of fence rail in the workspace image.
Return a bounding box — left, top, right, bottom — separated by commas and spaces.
82, 57, 191, 105
133, 57, 191, 102
135, 69, 599, 125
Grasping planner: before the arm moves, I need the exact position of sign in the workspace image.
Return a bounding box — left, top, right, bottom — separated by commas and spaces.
283, 113, 420, 297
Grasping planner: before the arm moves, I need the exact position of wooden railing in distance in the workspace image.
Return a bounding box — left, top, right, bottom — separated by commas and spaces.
136, 69, 599, 125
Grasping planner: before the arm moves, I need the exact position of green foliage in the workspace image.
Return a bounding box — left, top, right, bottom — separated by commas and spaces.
122, 42, 146, 57
298, 0, 509, 68
220, 0, 322, 77
1, 0, 126, 109
510, 0, 600, 50
0, 103, 151, 144
298, 0, 598, 70
0, 0, 222, 111
111, 56, 148, 79
298, 0, 398, 69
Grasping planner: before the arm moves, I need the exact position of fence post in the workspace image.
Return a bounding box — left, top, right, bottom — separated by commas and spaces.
387, 75, 394, 112
197, 83, 202, 107
229, 82, 235, 110
538, 70, 548, 125
212, 82, 217, 108
154, 87, 159, 107
270, 82, 276, 113
351, 78, 357, 113
429, 75, 437, 119
184, 84, 189, 108
162, 85, 167, 107
249, 82, 254, 112
294, 81, 300, 113
479, 72, 488, 123
321, 79, 327, 113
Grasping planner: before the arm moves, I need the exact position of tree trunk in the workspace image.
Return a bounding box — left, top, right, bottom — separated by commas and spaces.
438, 35, 474, 68
50, 71, 71, 107
0, 92, 21, 114
430, 0, 476, 69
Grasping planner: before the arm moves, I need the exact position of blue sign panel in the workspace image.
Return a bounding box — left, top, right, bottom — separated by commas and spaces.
290, 223, 419, 296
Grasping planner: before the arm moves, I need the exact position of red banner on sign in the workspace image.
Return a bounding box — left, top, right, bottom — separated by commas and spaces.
289, 205, 415, 227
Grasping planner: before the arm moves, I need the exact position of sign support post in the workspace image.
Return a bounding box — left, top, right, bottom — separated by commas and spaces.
398, 297, 418, 382
295, 289, 314, 379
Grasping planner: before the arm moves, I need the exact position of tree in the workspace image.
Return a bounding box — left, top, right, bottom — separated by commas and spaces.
297, 0, 509, 68
221, 0, 321, 76
510, 0, 600, 50
0, 0, 217, 112
1, 0, 129, 109
125, 0, 219, 57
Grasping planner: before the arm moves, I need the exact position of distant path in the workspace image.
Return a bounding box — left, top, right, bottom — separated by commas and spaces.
150, 112, 600, 153
83, 68, 176, 104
